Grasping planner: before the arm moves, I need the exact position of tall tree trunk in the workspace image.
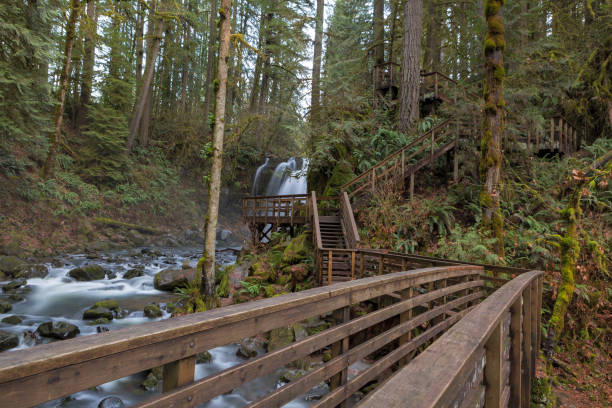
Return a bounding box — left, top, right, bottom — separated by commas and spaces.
127, 0, 166, 152
479, 0, 505, 258
398, 0, 423, 133
311, 0, 324, 126
42, 0, 81, 179
424, 0, 440, 71
77, 0, 97, 127
179, 0, 192, 116
199, 0, 232, 301
388, 0, 400, 65
249, 10, 265, 113
135, 0, 146, 90
258, 13, 273, 115
202, 0, 218, 135
374, 0, 385, 66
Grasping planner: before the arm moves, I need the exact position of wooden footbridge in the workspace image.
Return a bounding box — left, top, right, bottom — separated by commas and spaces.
0, 71, 547, 407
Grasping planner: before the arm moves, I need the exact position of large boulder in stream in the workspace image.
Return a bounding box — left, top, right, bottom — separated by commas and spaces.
98, 396, 125, 408
68, 264, 107, 281
153, 268, 196, 291
15, 264, 49, 279
0, 330, 19, 352
2, 278, 27, 292
0, 256, 27, 277
0, 300, 12, 313
83, 300, 125, 320
36, 321, 80, 340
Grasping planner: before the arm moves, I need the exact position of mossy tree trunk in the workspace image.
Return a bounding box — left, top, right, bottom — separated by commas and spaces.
41, 0, 81, 180
398, 0, 423, 133
479, 0, 506, 258
199, 0, 232, 301
310, 0, 324, 128
545, 151, 612, 361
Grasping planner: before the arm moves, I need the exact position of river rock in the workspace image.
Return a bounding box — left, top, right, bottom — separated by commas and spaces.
268, 326, 294, 351
98, 396, 125, 408
16, 264, 49, 279
280, 368, 307, 383
304, 383, 330, 401
96, 326, 110, 333
153, 268, 196, 291
144, 304, 162, 318
1, 315, 22, 325
36, 321, 80, 340
124, 267, 144, 279
0, 256, 26, 277
68, 264, 106, 281
141, 367, 163, 392
292, 323, 309, 342
236, 337, 263, 359
2, 278, 27, 292
0, 300, 12, 313
196, 351, 212, 363
0, 330, 19, 352
83, 300, 125, 320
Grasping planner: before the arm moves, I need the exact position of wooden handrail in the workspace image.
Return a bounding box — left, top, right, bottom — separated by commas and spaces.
340, 191, 361, 248
361, 270, 543, 408
0, 265, 483, 408
243, 193, 309, 200
311, 190, 323, 250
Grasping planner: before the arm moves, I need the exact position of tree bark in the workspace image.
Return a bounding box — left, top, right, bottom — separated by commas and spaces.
249, 10, 265, 113
127, 0, 166, 152
424, 0, 440, 71
479, 0, 505, 258
202, 0, 218, 135
374, 0, 385, 66
398, 0, 423, 133
199, 0, 232, 301
135, 0, 146, 88
257, 12, 273, 115
311, 0, 324, 126
77, 0, 97, 127
41, 0, 81, 179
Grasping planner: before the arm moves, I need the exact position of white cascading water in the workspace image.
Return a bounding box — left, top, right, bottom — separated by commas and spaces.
252, 158, 270, 195
263, 158, 309, 195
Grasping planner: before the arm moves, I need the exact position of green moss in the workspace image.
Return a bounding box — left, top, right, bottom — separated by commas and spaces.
494, 66, 506, 82
487, 15, 505, 35
93, 299, 119, 311
496, 97, 506, 108
322, 160, 355, 197
484, 38, 497, 55
484, 102, 497, 114
484, 0, 500, 17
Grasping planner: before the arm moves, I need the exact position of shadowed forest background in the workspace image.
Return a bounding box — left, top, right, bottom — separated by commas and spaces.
0, 0, 610, 406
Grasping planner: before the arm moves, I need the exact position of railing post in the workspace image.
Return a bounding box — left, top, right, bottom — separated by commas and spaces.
399, 286, 413, 367
359, 252, 365, 278
351, 251, 356, 280
510, 297, 522, 407
484, 321, 503, 408
522, 285, 532, 407
328, 250, 333, 285
530, 280, 538, 377
162, 356, 196, 392
330, 306, 350, 394
410, 173, 414, 201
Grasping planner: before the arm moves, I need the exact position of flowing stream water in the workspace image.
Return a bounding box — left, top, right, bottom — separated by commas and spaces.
0, 158, 314, 407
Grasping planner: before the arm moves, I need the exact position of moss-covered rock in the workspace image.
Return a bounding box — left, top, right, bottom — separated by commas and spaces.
0, 330, 19, 352
154, 268, 196, 291
144, 304, 163, 318
250, 261, 274, 282
69, 264, 106, 281
0, 256, 26, 276
0, 300, 12, 313
36, 321, 80, 340
15, 264, 49, 279
322, 160, 355, 197
123, 267, 144, 279
141, 367, 163, 392
268, 326, 294, 351
2, 278, 27, 292
1, 315, 22, 325
281, 233, 311, 265
83, 307, 114, 320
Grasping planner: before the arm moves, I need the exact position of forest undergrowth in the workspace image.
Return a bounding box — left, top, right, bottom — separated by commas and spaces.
358, 138, 611, 406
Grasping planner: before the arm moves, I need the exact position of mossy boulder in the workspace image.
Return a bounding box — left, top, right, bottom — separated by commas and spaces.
196, 351, 212, 364
15, 264, 48, 279
293, 323, 309, 342
2, 278, 27, 292
69, 264, 107, 281
141, 367, 163, 392
0, 330, 19, 352
268, 326, 294, 351
144, 304, 163, 318
236, 337, 263, 359
153, 268, 196, 291
83, 300, 124, 320
0, 256, 26, 277
0, 300, 12, 313
322, 160, 355, 197
250, 261, 274, 282
36, 321, 80, 340
1, 315, 22, 325
97, 396, 125, 408
124, 267, 144, 279
281, 234, 311, 265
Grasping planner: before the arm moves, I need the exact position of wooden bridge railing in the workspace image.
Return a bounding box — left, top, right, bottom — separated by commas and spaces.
340, 191, 361, 249
242, 193, 309, 226
0, 265, 484, 408
361, 270, 543, 408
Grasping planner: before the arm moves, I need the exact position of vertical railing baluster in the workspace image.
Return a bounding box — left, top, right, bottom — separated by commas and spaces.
484, 321, 503, 408
510, 297, 522, 407
328, 250, 333, 285
163, 356, 196, 393
522, 285, 532, 407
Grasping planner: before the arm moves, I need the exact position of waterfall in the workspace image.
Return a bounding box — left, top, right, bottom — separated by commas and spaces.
251, 157, 308, 196
252, 158, 270, 195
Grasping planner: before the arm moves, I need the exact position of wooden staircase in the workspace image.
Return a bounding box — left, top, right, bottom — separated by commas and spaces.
318, 216, 347, 249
